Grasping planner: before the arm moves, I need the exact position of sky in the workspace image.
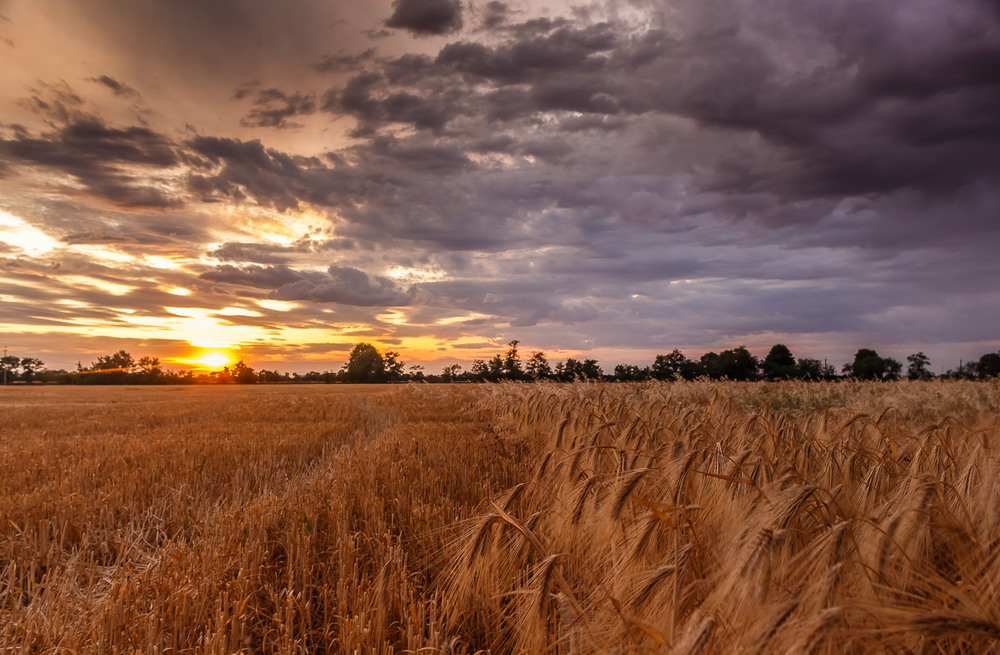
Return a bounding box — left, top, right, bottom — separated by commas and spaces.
1, 0, 999, 374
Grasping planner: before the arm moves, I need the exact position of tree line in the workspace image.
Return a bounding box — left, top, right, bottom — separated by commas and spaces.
2, 342, 999, 385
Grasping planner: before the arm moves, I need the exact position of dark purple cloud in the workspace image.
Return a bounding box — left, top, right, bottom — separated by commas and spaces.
239, 88, 316, 129
88, 75, 140, 98
199, 264, 411, 306
0, 118, 180, 207
385, 0, 463, 36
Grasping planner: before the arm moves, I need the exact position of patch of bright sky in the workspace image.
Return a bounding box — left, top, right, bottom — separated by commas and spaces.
223, 204, 327, 246
60, 275, 135, 296
384, 265, 447, 282
67, 245, 136, 265
145, 255, 182, 269
376, 309, 408, 325
257, 299, 298, 312
434, 312, 493, 325
0, 209, 60, 256
216, 306, 264, 317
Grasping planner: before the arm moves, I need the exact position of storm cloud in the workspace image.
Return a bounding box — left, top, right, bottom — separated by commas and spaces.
200, 264, 411, 306
385, 0, 463, 36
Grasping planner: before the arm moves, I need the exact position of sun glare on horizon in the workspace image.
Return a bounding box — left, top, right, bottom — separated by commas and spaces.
197, 352, 234, 370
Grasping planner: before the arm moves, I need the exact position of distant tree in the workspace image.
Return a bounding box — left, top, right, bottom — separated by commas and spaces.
343, 343, 385, 383
614, 364, 648, 382
651, 350, 698, 381
384, 351, 405, 381
1, 354, 20, 384
700, 352, 723, 379
229, 360, 257, 384
470, 359, 489, 381
979, 352, 1000, 378
92, 350, 136, 372
717, 346, 759, 381
906, 352, 932, 380
796, 358, 823, 380
883, 358, 903, 381
561, 358, 602, 381
408, 364, 425, 381
36, 368, 72, 384
525, 352, 551, 380
19, 357, 44, 383
581, 359, 603, 380
851, 349, 886, 380
487, 354, 504, 381
441, 364, 463, 381
136, 356, 162, 382
502, 340, 524, 380
211, 367, 234, 384
258, 369, 285, 383
762, 344, 797, 380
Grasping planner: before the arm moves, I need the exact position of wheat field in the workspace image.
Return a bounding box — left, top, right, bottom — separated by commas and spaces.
2, 381, 1000, 653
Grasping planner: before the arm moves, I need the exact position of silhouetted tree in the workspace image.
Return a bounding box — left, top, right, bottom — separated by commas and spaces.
92, 350, 135, 372
343, 343, 385, 383
502, 340, 524, 380
762, 344, 796, 380
136, 356, 162, 382
441, 364, 463, 381
19, 357, 44, 383
851, 349, 886, 380
979, 352, 1000, 378
796, 358, 822, 380
560, 358, 602, 381
1, 354, 20, 384
384, 351, 405, 381
651, 350, 699, 381
883, 358, 903, 381
258, 369, 286, 383
487, 354, 504, 381
614, 364, 648, 381
906, 352, 932, 380
702, 346, 758, 380
945, 360, 978, 379
700, 352, 722, 379
470, 359, 489, 381
526, 352, 551, 380
229, 360, 257, 384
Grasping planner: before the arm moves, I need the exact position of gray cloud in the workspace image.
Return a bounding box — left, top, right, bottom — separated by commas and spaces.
88, 75, 140, 98
385, 0, 463, 36
199, 263, 411, 307
210, 242, 307, 265
272, 265, 411, 305
199, 264, 303, 289
239, 88, 316, 129
0, 117, 180, 207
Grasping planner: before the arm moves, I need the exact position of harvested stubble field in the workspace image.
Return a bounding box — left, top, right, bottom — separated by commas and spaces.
2, 382, 1000, 654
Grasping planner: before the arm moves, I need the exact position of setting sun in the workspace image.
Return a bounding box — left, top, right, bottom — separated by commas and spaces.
197, 353, 233, 370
